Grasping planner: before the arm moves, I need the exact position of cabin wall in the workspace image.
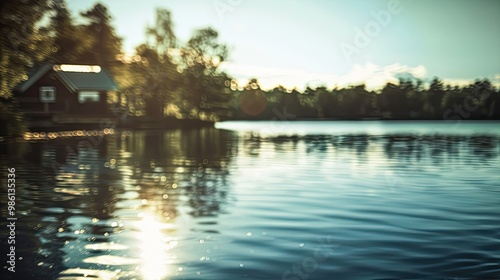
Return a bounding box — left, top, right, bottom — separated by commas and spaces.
17, 70, 73, 115
16, 70, 110, 117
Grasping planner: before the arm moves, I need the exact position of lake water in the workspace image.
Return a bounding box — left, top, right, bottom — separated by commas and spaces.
1, 121, 500, 279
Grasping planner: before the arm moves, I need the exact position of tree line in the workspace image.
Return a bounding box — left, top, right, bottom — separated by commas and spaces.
1, 0, 232, 135
1, 0, 499, 136
233, 77, 500, 121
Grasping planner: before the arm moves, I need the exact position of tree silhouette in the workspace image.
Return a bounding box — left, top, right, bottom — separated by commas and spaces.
43, 2, 88, 63
3, 1, 500, 134
0, 0, 52, 136
180, 27, 230, 120
79, 3, 122, 68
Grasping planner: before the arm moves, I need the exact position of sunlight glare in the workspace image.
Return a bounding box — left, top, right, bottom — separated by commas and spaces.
138, 213, 175, 280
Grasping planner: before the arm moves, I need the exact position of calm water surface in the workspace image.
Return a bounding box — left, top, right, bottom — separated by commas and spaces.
1, 121, 499, 279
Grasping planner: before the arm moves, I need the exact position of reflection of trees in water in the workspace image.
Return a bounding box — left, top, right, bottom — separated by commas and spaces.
467, 136, 498, 160
121, 128, 234, 220
382, 135, 499, 165
3, 129, 499, 278
0, 128, 235, 278
0, 137, 119, 279
239, 134, 500, 166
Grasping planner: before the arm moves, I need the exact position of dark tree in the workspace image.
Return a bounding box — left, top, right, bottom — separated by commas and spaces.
79, 3, 122, 68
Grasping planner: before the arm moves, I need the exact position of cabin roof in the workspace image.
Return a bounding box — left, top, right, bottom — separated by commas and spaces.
15, 64, 118, 93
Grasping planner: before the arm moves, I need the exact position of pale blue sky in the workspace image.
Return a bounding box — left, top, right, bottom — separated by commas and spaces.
67, 0, 500, 89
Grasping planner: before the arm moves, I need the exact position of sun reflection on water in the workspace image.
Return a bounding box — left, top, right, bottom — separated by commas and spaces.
137, 213, 177, 280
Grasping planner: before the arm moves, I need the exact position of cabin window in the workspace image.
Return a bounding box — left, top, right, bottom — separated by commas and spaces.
78, 91, 100, 103
40, 87, 56, 103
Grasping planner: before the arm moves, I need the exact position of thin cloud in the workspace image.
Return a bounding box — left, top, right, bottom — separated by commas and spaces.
220, 61, 428, 91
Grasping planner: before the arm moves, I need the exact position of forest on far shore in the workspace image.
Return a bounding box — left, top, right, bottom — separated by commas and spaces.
1, 1, 499, 136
